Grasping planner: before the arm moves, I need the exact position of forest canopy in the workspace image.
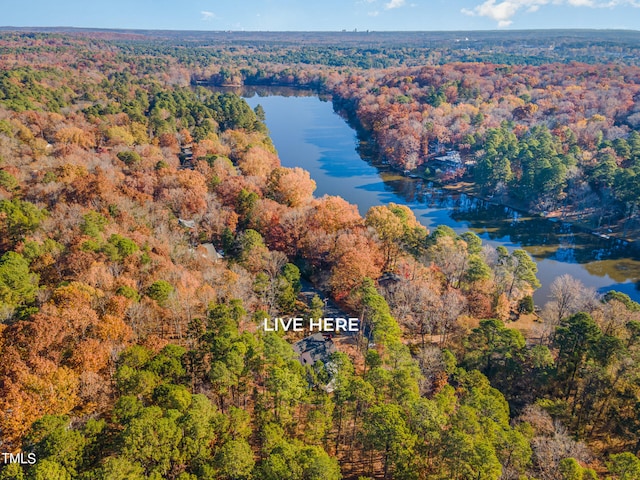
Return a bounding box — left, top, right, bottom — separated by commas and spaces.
0, 29, 639, 480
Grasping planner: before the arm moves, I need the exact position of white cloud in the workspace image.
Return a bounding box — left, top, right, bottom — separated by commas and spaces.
462, 0, 551, 26
462, 0, 639, 27
368, 10, 381, 15
385, 0, 406, 9
201, 11, 216, 21
596, 0, 640, 5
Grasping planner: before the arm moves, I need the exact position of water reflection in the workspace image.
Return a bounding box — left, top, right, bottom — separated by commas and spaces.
211, 84, 326, 100
373, 176, 640, 281
233, 85, 640, 302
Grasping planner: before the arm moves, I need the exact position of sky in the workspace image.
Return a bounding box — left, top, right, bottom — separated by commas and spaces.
1, 0, 639, 31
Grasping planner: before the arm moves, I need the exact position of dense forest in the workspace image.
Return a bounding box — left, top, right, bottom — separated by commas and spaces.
328, 64, 640, 234
0, 30, 639, 479
199, 59, 640, 237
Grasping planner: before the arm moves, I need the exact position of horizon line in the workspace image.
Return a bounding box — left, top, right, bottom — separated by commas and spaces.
1, 26, 639, 34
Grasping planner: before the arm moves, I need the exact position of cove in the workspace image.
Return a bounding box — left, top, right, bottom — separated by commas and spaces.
236, 86, 640, 304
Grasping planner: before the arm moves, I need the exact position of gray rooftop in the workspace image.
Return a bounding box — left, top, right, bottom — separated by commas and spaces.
293, 333, 337, 364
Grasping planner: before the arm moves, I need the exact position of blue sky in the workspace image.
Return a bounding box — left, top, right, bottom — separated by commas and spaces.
2, 0, 639, 31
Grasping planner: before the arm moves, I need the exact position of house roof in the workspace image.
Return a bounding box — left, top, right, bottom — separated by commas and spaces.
178, 218, 196, 229
293, 333, 337, 364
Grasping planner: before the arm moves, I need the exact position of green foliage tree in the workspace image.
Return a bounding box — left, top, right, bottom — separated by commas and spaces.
281, 263, 301, 293
359, 278, 403, 347
214, 439, 255, 480
607, 452, 640, 480
29, 459, 71, 480
91, 457, 146, 480
474, 126, 517, 193
146, 280, 174, 306
237, 229, 267, 266
81, 211, 109, 238
25, 415, 87, 478
559, 458, 584, 480
495, 247, 540, 299
0, 463, 25, 480
362, 404, 416, 479
0, 251, 39, 308
0, 199, 47, 246
116, 285, 141, 302
236, 189, 258, 228
258, 439, 340, 480
307, 294, 324, 320
106, 234, 139, 261
463, 319, 526, 379
120, 406, 183, 476
464, 254, 492, 284
117, 150, 142, 167
0, 170, 19, 192
554, 311, 602, 401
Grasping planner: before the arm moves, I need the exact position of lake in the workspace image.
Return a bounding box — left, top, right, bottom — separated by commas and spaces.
237, 86, 640, 304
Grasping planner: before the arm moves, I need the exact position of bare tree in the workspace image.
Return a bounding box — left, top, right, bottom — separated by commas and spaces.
438, 290, 467, 345
521, 405, 592, 480
546, 274, 598, 325
384, 280, 440, 346
592, 296, 640, 337
416, 344, 446, 396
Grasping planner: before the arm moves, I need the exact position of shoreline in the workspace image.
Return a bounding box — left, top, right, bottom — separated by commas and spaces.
203, 79, 640, 251
428, 176, 638, 250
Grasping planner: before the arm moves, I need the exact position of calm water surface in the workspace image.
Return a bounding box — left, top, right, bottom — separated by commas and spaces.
239, 86, 640, 304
